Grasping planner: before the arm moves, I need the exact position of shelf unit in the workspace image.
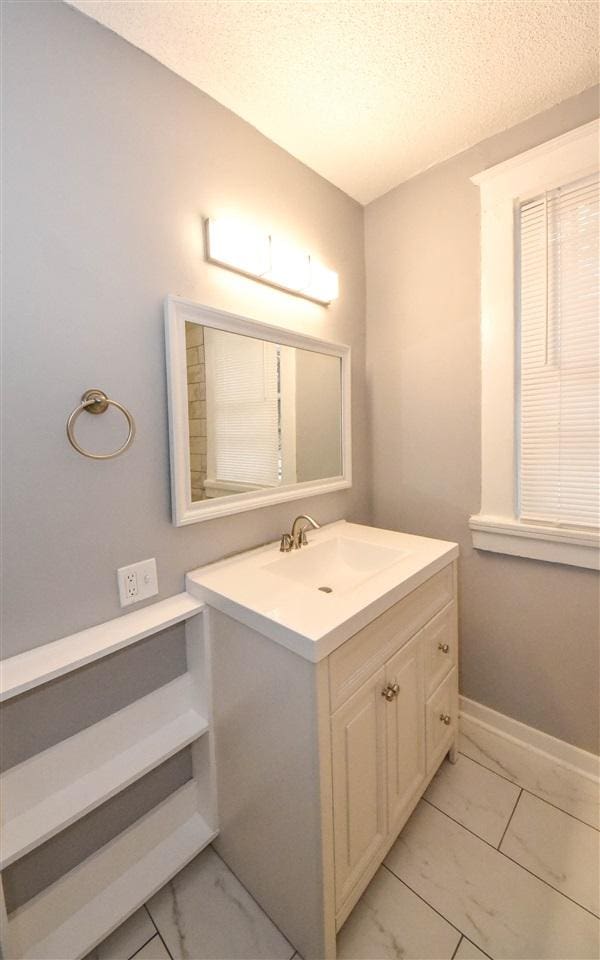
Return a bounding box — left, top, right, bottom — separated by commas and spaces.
0, 593, 218, 960
0, 593, 203, 702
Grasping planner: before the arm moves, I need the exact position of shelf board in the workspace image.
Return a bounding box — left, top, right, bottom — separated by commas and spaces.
0, 592, 204, 702
1, 674, 208, 868
7, 782, 217, 960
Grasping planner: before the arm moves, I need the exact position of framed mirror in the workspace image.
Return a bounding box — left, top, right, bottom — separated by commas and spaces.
165, 296, 352, 525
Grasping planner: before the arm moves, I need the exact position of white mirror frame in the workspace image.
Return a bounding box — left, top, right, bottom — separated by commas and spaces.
165, 296, 352, 525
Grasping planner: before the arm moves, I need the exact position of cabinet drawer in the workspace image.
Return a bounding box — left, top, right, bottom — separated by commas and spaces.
426, 668, 458, 773
329, 564, 455, 712
424, 602, 457, 697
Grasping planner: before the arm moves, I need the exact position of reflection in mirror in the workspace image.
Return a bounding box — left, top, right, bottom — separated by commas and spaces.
184, 322, 342, 502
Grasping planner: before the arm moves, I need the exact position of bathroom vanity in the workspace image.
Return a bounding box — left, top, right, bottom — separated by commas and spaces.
187, 520, 459, 960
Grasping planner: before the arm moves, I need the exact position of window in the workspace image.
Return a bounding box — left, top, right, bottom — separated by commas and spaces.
470, 120, 599, 569
203, 330, 296, 495
518, 176, 599, 529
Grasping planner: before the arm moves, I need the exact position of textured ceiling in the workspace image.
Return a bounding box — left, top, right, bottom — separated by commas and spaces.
66, 0, 599, 204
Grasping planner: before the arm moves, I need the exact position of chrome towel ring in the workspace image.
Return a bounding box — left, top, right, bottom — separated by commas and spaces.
66, 389, 136, 460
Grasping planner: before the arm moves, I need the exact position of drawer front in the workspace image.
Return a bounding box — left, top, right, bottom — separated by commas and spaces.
426, 667, 458, 773
424, 601, 458, 697
329, 563, 454, 713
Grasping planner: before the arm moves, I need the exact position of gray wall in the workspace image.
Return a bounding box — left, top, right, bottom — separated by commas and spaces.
295, 350, 342, 482
365, 86, 600, 754
1, 0, 368, 660
1, 0, 367, 910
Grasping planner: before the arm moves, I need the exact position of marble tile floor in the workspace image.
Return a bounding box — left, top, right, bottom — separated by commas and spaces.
90, 745, 599, 960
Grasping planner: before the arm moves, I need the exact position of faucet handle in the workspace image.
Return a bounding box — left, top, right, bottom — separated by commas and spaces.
280, 533, 293, 553
300, 529, 308, 546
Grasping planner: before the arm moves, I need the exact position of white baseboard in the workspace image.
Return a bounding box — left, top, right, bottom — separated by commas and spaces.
459, 696, 600, 782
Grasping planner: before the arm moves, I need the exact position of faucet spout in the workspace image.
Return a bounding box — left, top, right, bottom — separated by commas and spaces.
290, 515, 321, 549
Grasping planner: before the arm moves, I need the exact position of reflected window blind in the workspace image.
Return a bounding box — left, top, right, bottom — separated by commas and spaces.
209, 331, 280, 486
518, 173, 599, 528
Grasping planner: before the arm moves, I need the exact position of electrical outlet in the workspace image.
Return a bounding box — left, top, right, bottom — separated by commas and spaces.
117, 558, 158, 607
125, 570, 138, 601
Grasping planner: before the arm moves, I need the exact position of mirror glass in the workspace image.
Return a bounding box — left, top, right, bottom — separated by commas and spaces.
184, 321, 343, 501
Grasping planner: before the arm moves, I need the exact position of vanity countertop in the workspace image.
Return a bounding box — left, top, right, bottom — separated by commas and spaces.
186, 520, 458, 662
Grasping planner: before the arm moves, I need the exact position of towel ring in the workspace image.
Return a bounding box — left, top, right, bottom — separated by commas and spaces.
66, 389, 136, 460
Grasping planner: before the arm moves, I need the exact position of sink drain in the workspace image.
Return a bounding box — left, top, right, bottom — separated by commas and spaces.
318, 586, 333, 593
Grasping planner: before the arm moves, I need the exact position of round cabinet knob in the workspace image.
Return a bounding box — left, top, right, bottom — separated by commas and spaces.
439, 713, 452, 725
438, 642, 450, 654
382, 682, 400, 701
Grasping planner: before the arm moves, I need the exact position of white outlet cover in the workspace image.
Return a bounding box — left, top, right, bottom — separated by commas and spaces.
117, 558, 158, 607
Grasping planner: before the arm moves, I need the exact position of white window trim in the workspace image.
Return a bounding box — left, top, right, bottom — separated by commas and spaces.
470, 119, 600, 571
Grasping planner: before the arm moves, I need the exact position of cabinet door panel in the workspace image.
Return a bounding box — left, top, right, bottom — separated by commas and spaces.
385, 632, 426, 832
426, 667, 458, 773
331, 668, 386, 910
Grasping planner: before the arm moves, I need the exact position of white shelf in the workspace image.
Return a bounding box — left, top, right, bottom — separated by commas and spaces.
7, 782, 217, 960
0, 596, 217, 960
1, 674, 208, 868
0, 592, 204, 702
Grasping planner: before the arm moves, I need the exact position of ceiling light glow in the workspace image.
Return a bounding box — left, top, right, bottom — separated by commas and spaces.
205, 217, 338, 304
306, 259, 340, 304
206, 217, 270, 277
264, 237, 311, 293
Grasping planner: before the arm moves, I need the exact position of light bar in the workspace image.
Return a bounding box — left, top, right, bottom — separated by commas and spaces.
205, 217, 339, 305
264, 236, 311, 293
306, 259, 339, 304
205, 217, 270, 277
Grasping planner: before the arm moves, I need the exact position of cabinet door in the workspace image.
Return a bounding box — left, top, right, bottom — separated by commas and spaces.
385, 632, 426, 833
331, 667, 387, 911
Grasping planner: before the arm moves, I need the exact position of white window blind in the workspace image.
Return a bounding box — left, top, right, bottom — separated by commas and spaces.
518, 173, 599, 529
206, 330, 281, 486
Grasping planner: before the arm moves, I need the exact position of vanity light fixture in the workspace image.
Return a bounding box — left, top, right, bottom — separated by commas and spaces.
264, 236, 311, 293
205, 217, 271, 277
305, 259, 339, 304
205, 217, 339, 305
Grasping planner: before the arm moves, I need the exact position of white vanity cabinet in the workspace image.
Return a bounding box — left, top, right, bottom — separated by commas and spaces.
327, 563, 457, 928
331, 629, 427, 916
198, 549, 458, 960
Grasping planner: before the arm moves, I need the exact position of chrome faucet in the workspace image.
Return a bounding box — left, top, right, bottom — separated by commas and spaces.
280, 515, 321, 552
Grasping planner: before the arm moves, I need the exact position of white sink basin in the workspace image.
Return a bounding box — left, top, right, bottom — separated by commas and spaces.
186, 520, 458, 662
264, 537, 407, 594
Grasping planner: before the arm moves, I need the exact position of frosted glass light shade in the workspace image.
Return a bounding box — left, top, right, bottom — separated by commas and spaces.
205, 217, 339, 304
206, 218, 270, 277
264, 237, 311, 292
306, 260, 339, 304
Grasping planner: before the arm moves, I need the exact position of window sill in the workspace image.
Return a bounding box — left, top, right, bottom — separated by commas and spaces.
469, 516, 600, 570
